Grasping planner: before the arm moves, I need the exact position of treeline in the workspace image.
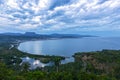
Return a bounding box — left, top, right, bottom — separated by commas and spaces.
0, 49, 120, 80
0, 61, 113, 80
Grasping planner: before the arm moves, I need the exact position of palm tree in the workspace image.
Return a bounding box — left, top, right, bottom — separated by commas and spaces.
53, 57, 62, 72
21, 62, 30, 72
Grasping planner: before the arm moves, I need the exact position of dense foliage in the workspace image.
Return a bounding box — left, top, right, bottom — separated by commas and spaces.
0, 38, 120, 80
1, 48, 120, 80
0, 61, 116, 80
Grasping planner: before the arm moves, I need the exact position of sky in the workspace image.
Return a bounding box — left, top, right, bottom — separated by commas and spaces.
0, 0, 120, 36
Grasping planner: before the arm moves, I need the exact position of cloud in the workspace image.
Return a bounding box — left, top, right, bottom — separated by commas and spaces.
0, 0, 120, 33
7, 0, 19, 9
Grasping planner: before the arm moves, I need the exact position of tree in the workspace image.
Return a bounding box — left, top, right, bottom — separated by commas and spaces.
0, 61, 14, 80
21, 62, 30, 72
24, 71, 46, 80
52, 57, 62, 72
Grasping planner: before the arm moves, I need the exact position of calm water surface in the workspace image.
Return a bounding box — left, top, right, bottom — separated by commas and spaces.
18, 37, 120, 57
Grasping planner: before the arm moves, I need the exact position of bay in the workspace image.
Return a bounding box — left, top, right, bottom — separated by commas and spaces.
18, 37, 120, 57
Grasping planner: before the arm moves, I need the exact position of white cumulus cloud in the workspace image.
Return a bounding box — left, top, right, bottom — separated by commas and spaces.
0, 0, 120, 33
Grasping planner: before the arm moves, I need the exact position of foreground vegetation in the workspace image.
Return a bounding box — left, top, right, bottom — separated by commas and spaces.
1, 46, 120, 80
1, 61, 115, 80
0, 37, 120, 80
0, 42, 65, 70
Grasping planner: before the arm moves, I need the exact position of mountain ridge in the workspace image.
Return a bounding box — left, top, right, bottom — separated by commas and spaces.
0, 32, 97, 37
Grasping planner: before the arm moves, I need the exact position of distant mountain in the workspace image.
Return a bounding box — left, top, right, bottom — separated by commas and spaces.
0, 32, 96, 41
50, 33, 94, 38
23, 32, 39, 36
0, 32, 22, 36
24, 32, 37, 35
0, 32, 98, 43
0, 32, 39, 36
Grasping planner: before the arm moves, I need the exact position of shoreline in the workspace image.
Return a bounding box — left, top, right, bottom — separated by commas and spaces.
15, 37, 120, 64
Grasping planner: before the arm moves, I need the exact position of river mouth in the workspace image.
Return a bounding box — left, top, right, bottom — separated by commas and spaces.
20, 56, 74, 69
21, 57, 54, 69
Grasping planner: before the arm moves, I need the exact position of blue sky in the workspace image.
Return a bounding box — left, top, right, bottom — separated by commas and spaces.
0, 0, 120, 36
